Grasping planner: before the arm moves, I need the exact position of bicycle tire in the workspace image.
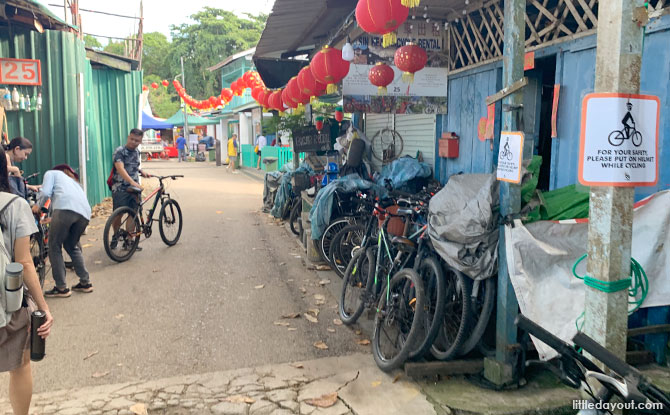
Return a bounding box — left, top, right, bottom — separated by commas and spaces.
30, 232, 46, 288
103, 207, 141, 262
430, 265, 470, 361
159, 199, 183, 246
408, 256, 447, 360
339, 248, 374, 325
608, 130, 625, 146
372, 268, 425, 372
320, 218, 353, 264
289, 198, 302, 236
329, 224, 366, 278
460, 276, 496, 356
632, 131, 643, 147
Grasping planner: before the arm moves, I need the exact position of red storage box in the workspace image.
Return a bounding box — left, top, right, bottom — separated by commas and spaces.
439, 132, 459, 158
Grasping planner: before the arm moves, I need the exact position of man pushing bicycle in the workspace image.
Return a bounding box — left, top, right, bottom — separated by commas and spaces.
110, 129, 152, 250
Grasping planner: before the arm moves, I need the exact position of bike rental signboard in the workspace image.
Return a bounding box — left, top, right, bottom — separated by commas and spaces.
578, 93, 660, 187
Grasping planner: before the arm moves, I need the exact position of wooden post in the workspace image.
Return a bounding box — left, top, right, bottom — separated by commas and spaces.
583, 0, 645, 364
484, 0, 526, 387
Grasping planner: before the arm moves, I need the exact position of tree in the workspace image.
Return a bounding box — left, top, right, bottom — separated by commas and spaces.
142, 32, 171, 79
144, 75, 180, 119
84, 35, 102, 50
166, 8, 267, 100
104, 40, 126, 56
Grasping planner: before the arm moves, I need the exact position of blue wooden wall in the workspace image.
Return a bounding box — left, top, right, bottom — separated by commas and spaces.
437, 14, 670, 201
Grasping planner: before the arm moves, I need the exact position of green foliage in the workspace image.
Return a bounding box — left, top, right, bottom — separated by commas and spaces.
166, 8, 266, 100
104, 40, 125, 56
83, 35, 102, 50
144, 75, 180, 119
142, 32, 171, 80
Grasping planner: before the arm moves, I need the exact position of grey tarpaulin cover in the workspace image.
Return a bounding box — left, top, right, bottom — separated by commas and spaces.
309, 174, 384, 240
428, 174, 500, 280
270, 163, 315, 218
263, 171, 282, 213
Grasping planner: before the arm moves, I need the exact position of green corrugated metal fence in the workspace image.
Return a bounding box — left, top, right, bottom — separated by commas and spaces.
0, 27, 142, 206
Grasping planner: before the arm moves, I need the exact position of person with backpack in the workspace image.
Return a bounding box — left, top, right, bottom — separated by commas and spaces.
5, 137, 39, 198
109, 129, 152, 249
35, 165, 92, 298
0, 146, 53, 415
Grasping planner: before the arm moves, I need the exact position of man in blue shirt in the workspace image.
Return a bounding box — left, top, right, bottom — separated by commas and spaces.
176, 134, 187, 162
35, 164, 93, 297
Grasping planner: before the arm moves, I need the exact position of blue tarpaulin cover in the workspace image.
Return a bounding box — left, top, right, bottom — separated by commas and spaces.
377, 157, 432, 190
270, 163, 315, 218
309, 174, 385, 240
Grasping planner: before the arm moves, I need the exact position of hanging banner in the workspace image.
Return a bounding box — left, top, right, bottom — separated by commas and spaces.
343, 64, 447, 114
578, 93, 659, 187
485, 104, 496, 139
497, 131, 524, 183
353, 21, 445, 60
551, 85, 560, 138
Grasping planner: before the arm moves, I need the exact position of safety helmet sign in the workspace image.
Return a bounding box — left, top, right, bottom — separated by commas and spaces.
578, 93, 659, 187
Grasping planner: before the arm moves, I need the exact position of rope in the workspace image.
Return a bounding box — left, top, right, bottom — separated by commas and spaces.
572, 254, 649, 331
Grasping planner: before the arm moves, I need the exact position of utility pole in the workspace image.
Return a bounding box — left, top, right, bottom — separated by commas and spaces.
181, 56, 190, 150
484, 0, 526, 387
583, 0, 645, 362
136, 0, 144, 69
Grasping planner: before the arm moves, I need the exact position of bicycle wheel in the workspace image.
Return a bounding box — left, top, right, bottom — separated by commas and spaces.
372, 268, 425, 372
460, 276, 496, 356
159, 199, 183, 246
430, 265, 470, 361
320, 217, 352, 264
329, 224, 366, 278
289, 199, 302, 236
103, 207, 141, 262
339, 248, 374, 325
506, 150, 513, 161
608, 130, 625, 146
30, 232, 46, 288
632, 131, 643, 147
408, 256, 446, 360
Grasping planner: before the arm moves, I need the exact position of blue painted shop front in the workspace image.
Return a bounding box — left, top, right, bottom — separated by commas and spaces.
436, 14, 670, 202
433, 14, 670, 364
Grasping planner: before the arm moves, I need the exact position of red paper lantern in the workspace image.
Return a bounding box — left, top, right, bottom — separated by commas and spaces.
209, 96, 219, 107
151, 82, 159, 89
334, 106, 344, 122
310, 47, 351, 94
356, 0, 409, 48
287, 77, 308, 105
142, 85, 148, 91
161, 80, 169, 87
282, 88, 297, 109
368, 63, 395, 95
315, 116, 325, 132
251, 87, 262, 102
394, 44, 427, 83
268, 90, 284, 112
297, 67, 325, 98
221, 88, 233, 103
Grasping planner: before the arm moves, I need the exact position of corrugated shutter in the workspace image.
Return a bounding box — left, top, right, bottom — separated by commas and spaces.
364, 113, 394, 171
394, 114, 436, 169
365, 114, 436, 172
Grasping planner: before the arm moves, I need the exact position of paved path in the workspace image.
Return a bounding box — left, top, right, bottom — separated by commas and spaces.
0, 161, 363, 396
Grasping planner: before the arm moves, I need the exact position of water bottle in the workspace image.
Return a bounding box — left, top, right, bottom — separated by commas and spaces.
30, 310, 46, 361
4, 263, 23, 313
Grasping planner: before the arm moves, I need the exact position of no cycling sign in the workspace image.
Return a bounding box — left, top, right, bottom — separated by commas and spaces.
579, 93, 659, 187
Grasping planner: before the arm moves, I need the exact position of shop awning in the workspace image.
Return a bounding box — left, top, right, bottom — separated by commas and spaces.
141, 111, 173, 130
164, 110, 220, 127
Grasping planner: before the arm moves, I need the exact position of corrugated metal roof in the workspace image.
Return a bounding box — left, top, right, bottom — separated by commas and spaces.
254, 0, 358, 58
207, 48, 256, 72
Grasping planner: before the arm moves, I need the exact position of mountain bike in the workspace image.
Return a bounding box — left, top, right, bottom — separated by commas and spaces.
608, 122, 642, 147
516, 314, 670, 414
23, 172, 50, 288
103, 175, 183, 262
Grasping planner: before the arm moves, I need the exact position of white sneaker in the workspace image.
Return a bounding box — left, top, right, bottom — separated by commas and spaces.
232, 170, 239, 174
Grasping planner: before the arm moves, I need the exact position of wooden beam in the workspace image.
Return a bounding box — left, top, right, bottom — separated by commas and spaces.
460, 18, 481, 64
563, 0, 588, 32
479, 9, 502, 57
627, 324, 670, 337
467, 15, 492, 59
452, 24, 473, 66
576, 0, 598, 26
405, 359, 484, 378
486, 77, 528, 106
524, 13, 542, 46
85, 49, 132, 72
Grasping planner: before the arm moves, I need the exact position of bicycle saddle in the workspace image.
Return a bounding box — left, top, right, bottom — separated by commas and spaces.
127, 186, 142, 194
391, 236, 416, 252
396, 208, 414, 216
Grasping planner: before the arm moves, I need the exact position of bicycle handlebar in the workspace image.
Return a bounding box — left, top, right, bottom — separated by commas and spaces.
24, 172, 40, 182
572, 332, 638, 379
153, 175, 184, 180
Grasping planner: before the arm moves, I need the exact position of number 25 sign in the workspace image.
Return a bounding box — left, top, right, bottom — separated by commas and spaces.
0, 58, 41, 86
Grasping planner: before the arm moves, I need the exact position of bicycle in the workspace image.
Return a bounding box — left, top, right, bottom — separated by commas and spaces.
103, 175, 183, 262
516, 314, 670, 414
500, 146, 513, 161
608, 123, 642, 147
23, 172, 50, 288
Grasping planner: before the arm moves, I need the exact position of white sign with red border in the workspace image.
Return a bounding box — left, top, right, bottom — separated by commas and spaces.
579, 93, 659, 187
0, 58, 41, 86
497, 132, 524, 183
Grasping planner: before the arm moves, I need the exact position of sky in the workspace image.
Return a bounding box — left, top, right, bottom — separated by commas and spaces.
40, 0, 275, 43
